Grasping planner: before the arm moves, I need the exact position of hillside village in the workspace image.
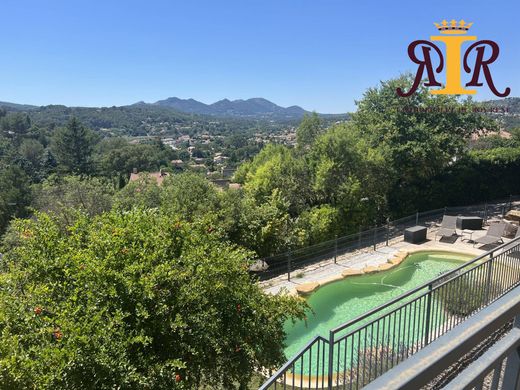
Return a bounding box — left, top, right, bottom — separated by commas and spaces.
127, 126, 299, 188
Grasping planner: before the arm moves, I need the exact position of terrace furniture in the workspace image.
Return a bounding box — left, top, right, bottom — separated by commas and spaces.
505, 209, 520, 223
435, 215, 458, 241
456, 216, 483, 230
473, 222, 507, 247
500, 227, 520, 259
504, 221, 518, 238
404, 226, 427, 244
461, 229, 474, 243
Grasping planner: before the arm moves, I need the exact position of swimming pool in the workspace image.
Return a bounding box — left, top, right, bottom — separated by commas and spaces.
284, 251, 474, 360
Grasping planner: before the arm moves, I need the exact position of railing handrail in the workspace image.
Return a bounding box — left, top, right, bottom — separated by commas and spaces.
258, 196, 518, 272
442, 329, 520, 389
331, 241, 520, 345
260, 236, 520, 389
362, 285, 520, 390
258, 335, 329, 390
330, 235, 520, 335
260, 208, 445, 262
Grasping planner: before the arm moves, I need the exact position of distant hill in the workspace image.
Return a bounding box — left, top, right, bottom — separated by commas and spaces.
0, 97, 347, 136
0, 101, 38, 111
149, 97, 214, 115
483, 97, 520, 113
152, 97, 309, 119
0, 101, 304, 137
482, 97, 520, 129
24, 104, 193, 136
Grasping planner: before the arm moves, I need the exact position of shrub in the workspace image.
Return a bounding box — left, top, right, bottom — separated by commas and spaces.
438, 274, 498, 317
0, 209, 306, 389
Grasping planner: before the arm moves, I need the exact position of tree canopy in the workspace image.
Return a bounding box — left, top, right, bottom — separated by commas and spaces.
296, 112, 322, 149
51, 118, 95, 175
0, 208, 306, 389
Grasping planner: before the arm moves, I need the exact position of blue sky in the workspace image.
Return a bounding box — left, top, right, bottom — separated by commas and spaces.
1, 0, 518, 113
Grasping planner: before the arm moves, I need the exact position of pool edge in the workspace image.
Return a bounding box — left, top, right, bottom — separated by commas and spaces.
293, 246, 484, 297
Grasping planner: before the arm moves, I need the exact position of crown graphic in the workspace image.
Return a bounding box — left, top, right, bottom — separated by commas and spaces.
434, 19, 473, 34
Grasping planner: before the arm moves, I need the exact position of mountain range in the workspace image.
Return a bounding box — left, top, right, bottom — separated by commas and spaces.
1, 97, 518, 137
2, 97, 316, 121
0, 97, 335, 137
141, 97, 310, 119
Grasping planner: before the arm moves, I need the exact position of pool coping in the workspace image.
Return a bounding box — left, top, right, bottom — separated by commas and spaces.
292, 246, 484, 297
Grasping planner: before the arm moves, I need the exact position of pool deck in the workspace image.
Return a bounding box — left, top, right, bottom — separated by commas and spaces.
261, 220, 518, 296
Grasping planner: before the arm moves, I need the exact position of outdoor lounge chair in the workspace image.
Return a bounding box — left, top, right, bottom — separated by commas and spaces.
500, 227, 520, 258
473, 222, 507, 247
435, 215, 458, 241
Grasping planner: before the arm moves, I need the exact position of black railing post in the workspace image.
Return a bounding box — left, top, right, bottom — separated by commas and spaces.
334, 236, 338, 264
501, 205, 506, 219
509, 194, 513, 211
327, 331, 334, 390
484, 202, 488, 224
415, 211, 419, 226
386, 218, 390, 246
358, 227, 362, 249
424, 283, 433, 346
287, 251, 292, 282
485, 252, 494, 303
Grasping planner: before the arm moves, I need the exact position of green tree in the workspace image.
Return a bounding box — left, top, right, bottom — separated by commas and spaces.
19, 138, 45, 167
351, 75, 496, 215
52, 117, 94, 174
95, 138, 175, 187
17, 138, 47, 181
294, 204, 340, 246
160, 173, 220, 220
308, 123, 390, 227
0, 113, 31, 139
0, 164, 32, 235
510, 127, 520, 144
470, 134, 517, 150
237, 190, 295, 257
113, 174, 162, 210
352, 75, 495, 181
0, 209, 306, 389
31, 175, 114, 228
296, 112, 322, 150
240, 144, 310, 216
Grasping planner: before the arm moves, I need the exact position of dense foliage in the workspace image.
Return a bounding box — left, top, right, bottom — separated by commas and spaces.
98, 78, 519, 256
0, 209, 306, 389
233, 76, 519, 247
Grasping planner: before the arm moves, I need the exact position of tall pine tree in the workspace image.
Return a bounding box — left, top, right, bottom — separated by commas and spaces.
52, 117, 93, 175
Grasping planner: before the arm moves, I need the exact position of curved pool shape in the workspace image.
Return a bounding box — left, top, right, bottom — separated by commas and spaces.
284, 251, 474, 360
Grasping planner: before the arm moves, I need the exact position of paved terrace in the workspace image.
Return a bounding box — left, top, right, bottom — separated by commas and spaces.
261, 217, 519, 296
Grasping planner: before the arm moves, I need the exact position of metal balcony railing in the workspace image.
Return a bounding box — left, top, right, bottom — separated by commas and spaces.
364, 285, 520, 390
259, 236, 520, 389
254, 196, 519, 281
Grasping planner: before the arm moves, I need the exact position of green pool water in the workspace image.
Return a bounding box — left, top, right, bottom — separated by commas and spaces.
284, 251, 474, 360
